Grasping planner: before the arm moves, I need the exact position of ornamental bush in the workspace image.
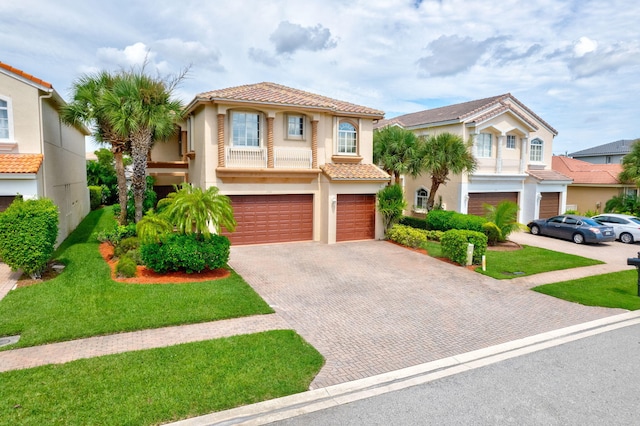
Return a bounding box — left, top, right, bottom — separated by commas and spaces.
425, 210, 455, 231
426, 210, 486, 232
113, 236, 139, 258
482, 222, 502, 246
0, 197, 59, 278
115, 254, 137, 278
140, 233, 231, 274
440, 229, 487, 265
386, 224, 444, 248
399, 216, 428, 230
88, 186, 102, 210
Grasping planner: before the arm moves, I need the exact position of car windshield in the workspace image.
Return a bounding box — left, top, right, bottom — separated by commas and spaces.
582, 218, 600, 226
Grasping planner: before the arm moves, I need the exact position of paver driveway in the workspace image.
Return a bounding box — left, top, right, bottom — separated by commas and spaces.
230, 240, 625, 389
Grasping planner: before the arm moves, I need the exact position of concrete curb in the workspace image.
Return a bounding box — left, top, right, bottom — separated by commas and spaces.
167, 310, 640, 426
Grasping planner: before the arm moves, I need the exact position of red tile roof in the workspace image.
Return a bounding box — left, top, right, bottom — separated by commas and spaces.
526, 168, 572, 182
552, 155, 623, 185
0, 154, 44, 174
321, 163, 390, 181
0, 62, 52, 89
196, 82, 384, 117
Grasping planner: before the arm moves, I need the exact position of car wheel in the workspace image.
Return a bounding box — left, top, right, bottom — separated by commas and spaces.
620, 232, 634, 244
572, 233, 585, 244
530, 225, 540, 235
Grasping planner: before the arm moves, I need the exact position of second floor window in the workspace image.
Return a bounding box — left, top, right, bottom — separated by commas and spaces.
287, 115, 304, 139
476, 133, 492, 158
338, 121, 357, 154
232, 112, 260, 147
0, 99, 9, 140
506, 135, 516, 149
530, 138, 543, 162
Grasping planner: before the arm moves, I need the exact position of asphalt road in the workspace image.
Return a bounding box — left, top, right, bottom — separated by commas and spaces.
276, 322, 640, 425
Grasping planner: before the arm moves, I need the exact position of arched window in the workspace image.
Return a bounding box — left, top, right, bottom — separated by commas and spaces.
338, 121, 357, 154
530, 138, 543, 162
415, 188, 428, 211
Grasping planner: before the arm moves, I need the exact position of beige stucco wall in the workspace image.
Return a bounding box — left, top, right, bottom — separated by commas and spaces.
0, 72, 41, 152
566, 185, 626, 215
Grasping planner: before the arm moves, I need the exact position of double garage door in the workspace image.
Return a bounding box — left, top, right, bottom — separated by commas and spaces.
224, 193, 376, 245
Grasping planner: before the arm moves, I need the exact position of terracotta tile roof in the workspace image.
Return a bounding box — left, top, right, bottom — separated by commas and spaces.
568, 139, 638, 158
196, 82, 384, 117
0, 62, 52, 89
321, 163, 390, 181
526, 168, 572, 182
375, 93, 557, 135
552, 155, 624, 185
0, 154, 44, 174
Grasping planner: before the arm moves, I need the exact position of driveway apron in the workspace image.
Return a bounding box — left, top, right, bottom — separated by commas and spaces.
229, 240, 625, 390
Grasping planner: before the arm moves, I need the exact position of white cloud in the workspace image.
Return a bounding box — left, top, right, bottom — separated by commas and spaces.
269, 21, 337, 55
573, 37, 598, 57
96, 42, 154, 69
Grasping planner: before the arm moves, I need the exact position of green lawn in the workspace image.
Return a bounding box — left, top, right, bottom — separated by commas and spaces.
475, 245, 603, 279
0, 207, 273, 349
533, 270, 640, 310
0, 330, 324, 426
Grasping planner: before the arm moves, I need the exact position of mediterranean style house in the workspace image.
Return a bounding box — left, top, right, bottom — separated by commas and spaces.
0, 62, 89, 244
568, 139, 637, 164
148, 82, 390, 245
552, 155, 635, 214
374, 94, 571, 223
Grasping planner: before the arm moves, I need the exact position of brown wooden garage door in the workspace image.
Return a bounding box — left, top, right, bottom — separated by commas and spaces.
336, 194, 376, 242
0, 196, 16, 212
223, 194, 313, 245
539, 192, 560, 219
468, 192, 518, 216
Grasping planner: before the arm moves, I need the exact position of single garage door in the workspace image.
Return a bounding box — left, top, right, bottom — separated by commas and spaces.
539, 192, 560, 219
224, 194, 313, 245
468, 192, 518, 216
336, 194, 376, 242
0, 196, 16, 212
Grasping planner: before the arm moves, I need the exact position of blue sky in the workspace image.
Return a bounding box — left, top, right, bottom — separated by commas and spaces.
2, 0, 639, 154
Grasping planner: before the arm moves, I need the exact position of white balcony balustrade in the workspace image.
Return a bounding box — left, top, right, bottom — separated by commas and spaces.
274, 147, 312, 169
225, 147, 267, 168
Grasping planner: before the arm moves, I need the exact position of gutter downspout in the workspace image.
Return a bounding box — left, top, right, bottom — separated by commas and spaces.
38, 89, 53, 198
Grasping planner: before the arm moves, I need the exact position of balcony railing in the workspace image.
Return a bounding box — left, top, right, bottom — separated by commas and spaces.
475, 158, 524, 174
225, 146, 312, 169
225, 147, 267, 168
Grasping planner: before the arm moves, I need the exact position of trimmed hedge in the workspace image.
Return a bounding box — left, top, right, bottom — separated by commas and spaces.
399, 216, 428, 230
0, 197, 59, 278
386, 224, 443, 248
140, 233, 231, 274
88, 186, 102, 210
426, 210, 487, 232
440, 229, 487, 265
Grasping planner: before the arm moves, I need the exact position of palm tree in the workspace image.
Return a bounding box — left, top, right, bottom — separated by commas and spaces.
619, 139, 640, 187
421, 132, 477, 210
484, 200, 520, 242
158, 183, 236, 237
373, 126, 424, 184
60, 71, 130, 224
103, 71, 183, 222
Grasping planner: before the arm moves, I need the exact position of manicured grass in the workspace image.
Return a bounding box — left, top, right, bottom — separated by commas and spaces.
533, 270, 640, 310
0, 207, 273, 349
0, 330, 324, 426
475, 245, 603, 279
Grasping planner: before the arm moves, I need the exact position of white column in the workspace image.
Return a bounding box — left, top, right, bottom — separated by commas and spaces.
497, 133, 504, 173
520, 137, 528, 173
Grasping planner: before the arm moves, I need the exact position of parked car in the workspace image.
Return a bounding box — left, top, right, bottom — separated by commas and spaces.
527, 214, 615, 244
591, 213, 640, 244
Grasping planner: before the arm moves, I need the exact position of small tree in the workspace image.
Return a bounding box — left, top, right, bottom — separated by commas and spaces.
377, 184, 407, 232
484, 201, 520, 242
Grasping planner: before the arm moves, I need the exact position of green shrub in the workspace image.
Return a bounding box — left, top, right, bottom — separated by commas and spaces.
115, 255, 137, 278
449, 213, 486, 232
440, 229, 488, 265
399, 216, 428, 230
88, 186, 102, 210
426, 210, 486, 232
482, 222, 502, 246
425, 210, 455, 231
563, 209, 579, 215
141, 233, 231, 274
386, 224, 427, 248
113, 236, 139, 258
125, 249, 143, 265
0, 197, 59, 278
95, 222, 137, 246
425, 230, 444, 242
377, 184, 407, 231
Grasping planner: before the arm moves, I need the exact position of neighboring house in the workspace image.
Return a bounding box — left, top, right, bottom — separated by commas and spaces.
568, 139, 638, 164
552, 155, 635, 214
374, 94, 571, 223
0, 62, 90, 244
148, 82, 389, 245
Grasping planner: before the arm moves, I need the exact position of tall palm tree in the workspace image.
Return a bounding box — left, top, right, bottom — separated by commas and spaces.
421, 132, 477, 210
373, 126, 424, 184
103, 71, 183, 222
619, 139, 640, 187
60, 71, 130, 224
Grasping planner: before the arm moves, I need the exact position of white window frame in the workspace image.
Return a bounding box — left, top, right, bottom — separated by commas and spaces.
476, 133, 492, 158
231, 111, 261, 147
337, 120, 357, 155
0, 95, 14, 142
415, 188, 429, 212
286, 114, 305, 140
530, 138, 544, 162
506, 135, 516, 150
